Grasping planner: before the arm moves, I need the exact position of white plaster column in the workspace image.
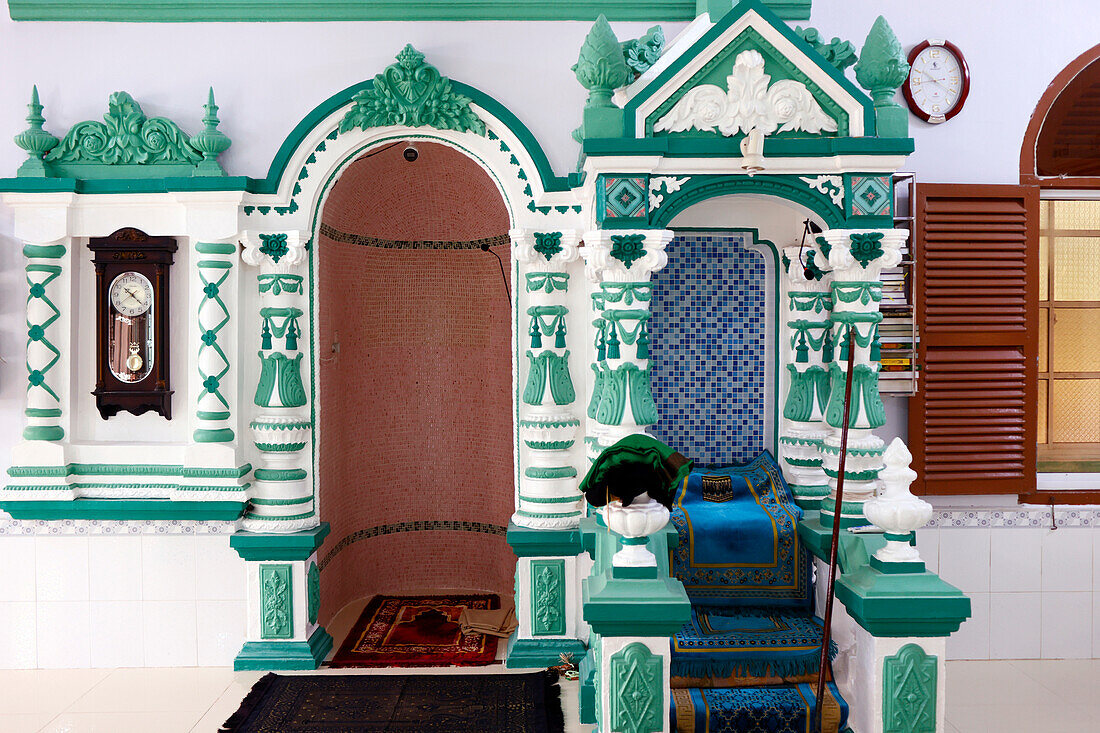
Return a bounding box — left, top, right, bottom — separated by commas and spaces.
512, 228, 585, 530
819, 228, 907, 527
778, 242, 833, 508
582, 229, 672, 460
241, 231, 317, 533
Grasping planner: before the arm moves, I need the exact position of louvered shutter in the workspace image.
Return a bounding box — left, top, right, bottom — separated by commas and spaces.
909, 184, 1039, 494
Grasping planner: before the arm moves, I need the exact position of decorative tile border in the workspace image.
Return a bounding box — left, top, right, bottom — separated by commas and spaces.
319, 520, 508, 571
927, 508, 1100, 529
319, 223, 510, 250
0, 518, 237, 535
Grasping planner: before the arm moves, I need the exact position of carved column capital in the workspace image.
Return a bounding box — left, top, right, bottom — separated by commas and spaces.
820, 228, 907, 282
582, 229, 673, 283
241, 230, 309, 271
511, 228, 582, 271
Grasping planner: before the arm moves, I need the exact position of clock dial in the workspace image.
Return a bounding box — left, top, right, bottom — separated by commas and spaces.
904, 40, 970, 123
109, 272, 153, 317
107, 272, 154, 383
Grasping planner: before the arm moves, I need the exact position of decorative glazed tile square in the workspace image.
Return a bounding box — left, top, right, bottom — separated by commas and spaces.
598, 176, 648, 222
848, 175, 893, 218
649, 233, 767, 464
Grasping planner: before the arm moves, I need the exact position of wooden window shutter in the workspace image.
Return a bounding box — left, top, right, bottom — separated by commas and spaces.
909, 184, 1039, 494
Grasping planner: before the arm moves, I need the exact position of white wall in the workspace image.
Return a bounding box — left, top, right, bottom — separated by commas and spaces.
0, 527, 246, 668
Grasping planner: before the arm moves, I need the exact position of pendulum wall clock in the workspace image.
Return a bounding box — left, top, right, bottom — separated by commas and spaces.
89, 228, 177, 419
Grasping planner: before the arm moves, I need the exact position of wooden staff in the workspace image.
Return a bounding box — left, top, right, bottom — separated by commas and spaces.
813, 327, 856, 733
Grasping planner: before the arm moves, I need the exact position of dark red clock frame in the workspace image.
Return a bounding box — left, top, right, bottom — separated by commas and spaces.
903, 39, 971, 124
89, 227, 176, 420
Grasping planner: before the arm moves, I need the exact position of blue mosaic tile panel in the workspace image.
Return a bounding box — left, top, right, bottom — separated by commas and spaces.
648, 233, 768, 465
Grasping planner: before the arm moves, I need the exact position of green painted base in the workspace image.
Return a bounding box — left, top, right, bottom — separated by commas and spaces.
231, 523, 331, 561
507, 522, 582, 557
836, 566, 970, 637
792, 495, 824, 511
611, 565, 658, 579
797, 513, 887, 572
583, 572, 691, 637
234, 627, 333, 671
504, 635, 588, 669
0, 498, 245, 520
819, 499, 867, 529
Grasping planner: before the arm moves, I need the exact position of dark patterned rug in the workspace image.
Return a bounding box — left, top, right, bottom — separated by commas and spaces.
221, 671, 564, 732
330, 594, 500, 668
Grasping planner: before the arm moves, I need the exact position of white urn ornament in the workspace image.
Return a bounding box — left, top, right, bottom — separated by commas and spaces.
863, 438, 933, 564
602, 492, 670, 567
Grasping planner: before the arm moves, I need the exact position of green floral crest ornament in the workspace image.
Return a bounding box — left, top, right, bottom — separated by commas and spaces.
46, 91, 202, 167
340, 44, 486, 136
622, 25, 664, 79
533, 232, 564, 261
796, 26, 857, 71
609, 234, 646, 269
849, 231, 885, 268
258, 233, 290, 263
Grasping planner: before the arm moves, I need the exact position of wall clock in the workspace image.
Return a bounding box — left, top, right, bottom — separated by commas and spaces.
903, 39, 970, 124
89, 228, 177, 419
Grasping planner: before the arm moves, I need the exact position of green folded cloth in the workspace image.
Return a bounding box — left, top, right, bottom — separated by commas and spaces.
580, 434, 693, 509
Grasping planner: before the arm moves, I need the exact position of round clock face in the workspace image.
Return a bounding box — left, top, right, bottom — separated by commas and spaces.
904, 40, 970, 123
109, 272, 153, 317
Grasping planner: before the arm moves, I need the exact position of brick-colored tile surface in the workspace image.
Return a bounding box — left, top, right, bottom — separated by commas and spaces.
316, 143, 515, 622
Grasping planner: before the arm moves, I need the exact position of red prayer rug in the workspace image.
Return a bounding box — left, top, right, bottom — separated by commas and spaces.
329, 594, 500, 668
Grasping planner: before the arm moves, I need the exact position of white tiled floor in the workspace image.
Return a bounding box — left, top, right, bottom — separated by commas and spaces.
0, 660, 1097, 732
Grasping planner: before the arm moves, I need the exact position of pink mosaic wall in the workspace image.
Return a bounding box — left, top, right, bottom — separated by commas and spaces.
317, 143, 516, 623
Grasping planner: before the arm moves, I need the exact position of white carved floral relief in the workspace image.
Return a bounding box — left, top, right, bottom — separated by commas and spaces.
655, 50, 837, 137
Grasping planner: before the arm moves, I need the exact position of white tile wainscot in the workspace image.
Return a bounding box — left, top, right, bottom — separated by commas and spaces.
926, 512, 1100, 661
0, 524, 245, 669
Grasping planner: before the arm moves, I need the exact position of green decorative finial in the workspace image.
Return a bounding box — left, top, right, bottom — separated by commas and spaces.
14, 86, 59, 177
572, 15, 629, 142
854, 16, 910, 138
190, 86, 231, 177
573, 15, 631, 106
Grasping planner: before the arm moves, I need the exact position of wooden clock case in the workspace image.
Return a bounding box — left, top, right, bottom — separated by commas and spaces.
89, 227, 177, 419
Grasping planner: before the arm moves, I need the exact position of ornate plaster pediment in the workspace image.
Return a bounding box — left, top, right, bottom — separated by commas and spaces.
654, 49, 837, 137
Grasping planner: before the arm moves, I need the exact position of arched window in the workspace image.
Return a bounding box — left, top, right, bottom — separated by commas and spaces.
1022, 44, 1100, 470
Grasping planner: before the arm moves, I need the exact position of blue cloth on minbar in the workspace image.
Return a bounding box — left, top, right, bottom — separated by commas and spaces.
671, 606, 833, 681
671, 682, 849, 733
669, 451, 811, 610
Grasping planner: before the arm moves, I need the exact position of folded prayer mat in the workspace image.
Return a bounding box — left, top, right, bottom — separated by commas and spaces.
459, 606, 517, 638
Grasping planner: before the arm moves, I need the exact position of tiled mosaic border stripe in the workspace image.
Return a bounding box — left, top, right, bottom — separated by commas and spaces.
319, 223, 511, 251
0, 519, 236, 535
927, 508, 1100, 528
319, 520, 508, 571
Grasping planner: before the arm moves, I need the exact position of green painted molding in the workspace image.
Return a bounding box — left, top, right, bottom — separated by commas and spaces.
260, 564, 294, 639
505, 635, 588, 670
7, 462, 250, 478
530, 559, 567, 636
609, 642, 664, 733
883, 644, 937, 733
585, 134, 914, 161
307, 562, 321, 625
230, 522, 331, 561
507, 522, 582, 557
0, 499, 245, 521
234, 627, 332, 671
